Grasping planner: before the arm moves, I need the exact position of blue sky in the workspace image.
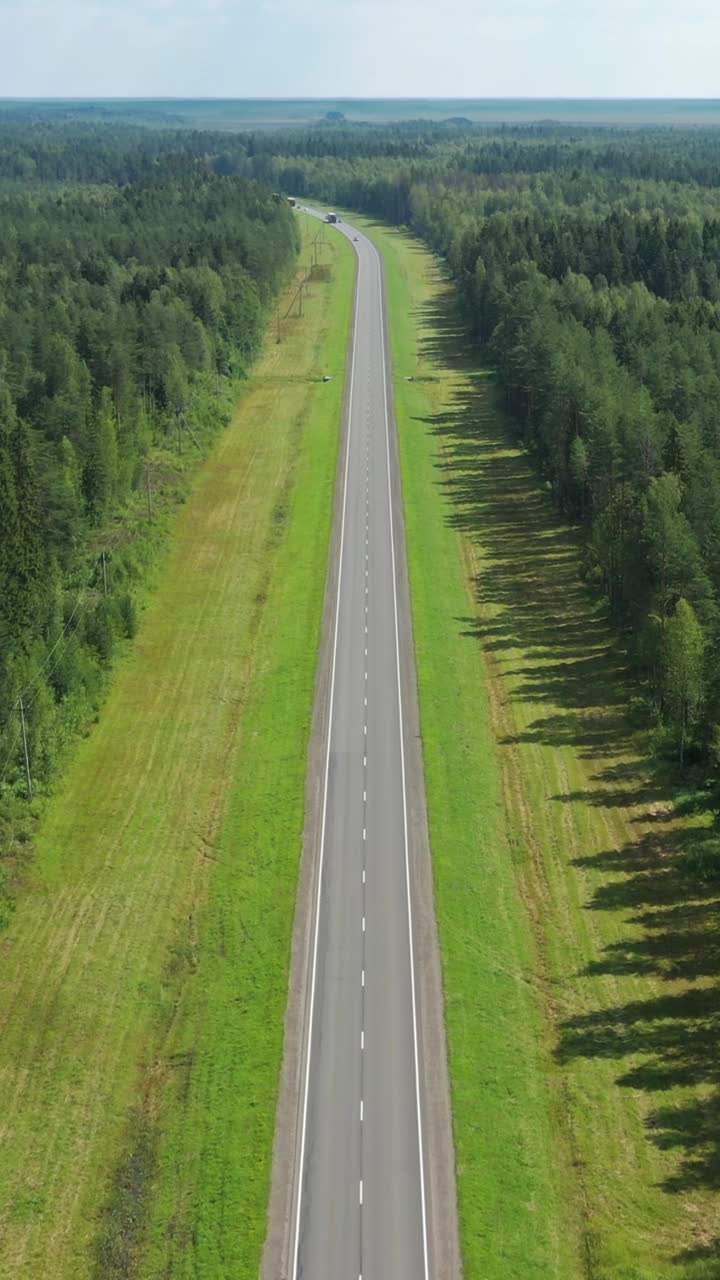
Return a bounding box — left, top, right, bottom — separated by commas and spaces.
2, 0, 719, 98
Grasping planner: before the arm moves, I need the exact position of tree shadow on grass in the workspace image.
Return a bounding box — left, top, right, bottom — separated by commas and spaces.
561, 826, 720, 1197
412, 276, 720, 1237
676, 1249, 720, 1280
416, 305, 634, 771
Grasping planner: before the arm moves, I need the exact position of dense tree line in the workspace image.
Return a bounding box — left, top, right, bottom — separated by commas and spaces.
0, 136, 297, 867
4, 112, 720, 863
261, 123, 720, 774
6, 115, 720, 190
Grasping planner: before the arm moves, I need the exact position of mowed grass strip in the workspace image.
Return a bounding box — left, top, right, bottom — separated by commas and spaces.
0, 219, 355, 1280
353, 215, 720, 1279
134, 221, 355, 1279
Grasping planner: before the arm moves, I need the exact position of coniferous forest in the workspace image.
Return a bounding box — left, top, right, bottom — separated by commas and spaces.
2, 106, 720, 1280
4, 112, 720, 909
0, 122, 298, 917
256, 122, 720, 800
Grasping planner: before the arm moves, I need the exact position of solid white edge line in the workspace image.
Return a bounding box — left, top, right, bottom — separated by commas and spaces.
290, 220, 362, 1280
376, 245, 431, 1280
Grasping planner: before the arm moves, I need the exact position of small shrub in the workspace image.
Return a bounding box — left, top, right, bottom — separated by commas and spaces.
685, 834, 720, 881
117, 593, 138, 640
84, 603, 114, 666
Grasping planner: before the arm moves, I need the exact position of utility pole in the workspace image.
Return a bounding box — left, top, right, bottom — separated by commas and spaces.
184, 418, 203, 451
19, 696, 32, 800
177, 414, 183, 455
146, 468, 153, 521
102, 551, 108, 596
276, 308, 282, 344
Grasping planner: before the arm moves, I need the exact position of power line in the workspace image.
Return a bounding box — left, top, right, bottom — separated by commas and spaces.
19, 696, 32, 800
0, 587, 88, 787
0, 723, 21, 789
0, 592, 85, 788
21, 595, 83, 702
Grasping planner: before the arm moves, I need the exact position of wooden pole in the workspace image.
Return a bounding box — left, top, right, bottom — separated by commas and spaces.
19, 696, 32, 799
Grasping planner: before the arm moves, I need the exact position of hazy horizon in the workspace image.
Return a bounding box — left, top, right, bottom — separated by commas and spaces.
4, 96, 720, 129
4, 1, 720, 101
2, 95, 720, 102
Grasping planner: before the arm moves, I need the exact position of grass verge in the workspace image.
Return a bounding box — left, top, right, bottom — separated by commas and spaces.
350, 214, 720, 1279
0, 217, 355, 1280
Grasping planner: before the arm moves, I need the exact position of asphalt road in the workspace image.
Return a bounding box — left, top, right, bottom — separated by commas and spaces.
291, 211, 430, 1280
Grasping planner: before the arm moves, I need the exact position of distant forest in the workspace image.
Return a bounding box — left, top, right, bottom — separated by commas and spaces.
4, 112, 720, 886
0, 121, 297, 891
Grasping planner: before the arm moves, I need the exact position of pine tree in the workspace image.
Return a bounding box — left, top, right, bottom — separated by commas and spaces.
663, 598, 705, 763
641, 473, 711, 619
82, 389, 118, 523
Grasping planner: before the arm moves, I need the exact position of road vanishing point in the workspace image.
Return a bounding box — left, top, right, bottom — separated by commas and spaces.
290, 212, 432, 1280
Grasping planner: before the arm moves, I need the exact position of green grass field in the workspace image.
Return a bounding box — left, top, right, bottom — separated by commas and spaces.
0, 218, 355, 1280
350, 215, 720, 1279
